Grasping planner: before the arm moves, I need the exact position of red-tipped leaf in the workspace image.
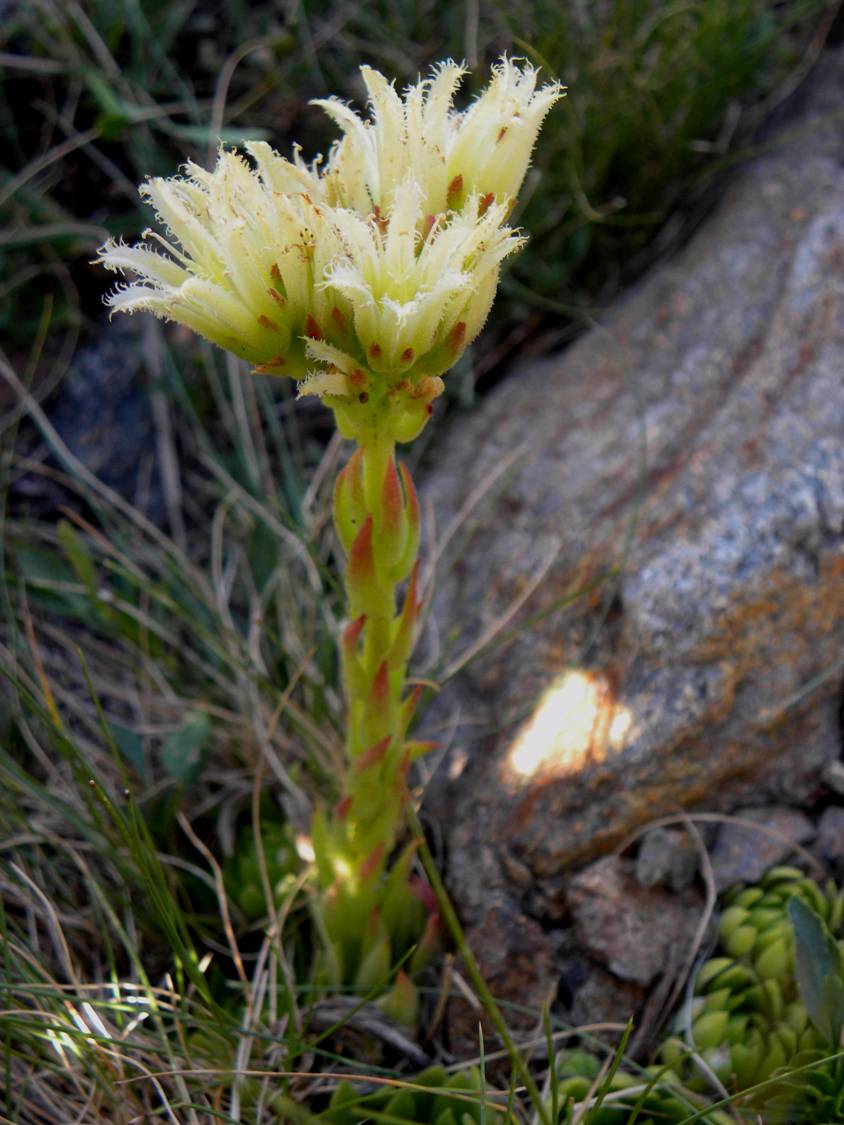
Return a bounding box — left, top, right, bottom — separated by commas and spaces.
360, 842, 385, 882
354, 734, 392, 774
391, 562, 421, 668
341, 613, 366, 654
369, 659, 390, 710
347, 516, 378, 614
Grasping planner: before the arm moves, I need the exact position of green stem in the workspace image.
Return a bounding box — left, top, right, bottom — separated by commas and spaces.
315, 416, 429, 987
355, 434, 397, 684
361, 431, 394, 516
333, 434, 422, 865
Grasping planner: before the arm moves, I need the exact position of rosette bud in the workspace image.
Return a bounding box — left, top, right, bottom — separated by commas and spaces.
390, 377, 445, 444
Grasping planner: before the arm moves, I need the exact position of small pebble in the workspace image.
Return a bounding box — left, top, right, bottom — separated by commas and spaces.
635, 826, 699, 892
710, 805, 814, 892
815, 805, 844, 877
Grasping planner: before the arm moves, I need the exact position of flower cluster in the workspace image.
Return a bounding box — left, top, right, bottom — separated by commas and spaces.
97, 58, 562, 440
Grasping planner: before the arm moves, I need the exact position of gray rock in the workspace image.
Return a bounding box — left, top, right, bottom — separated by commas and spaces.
567, 856, 703, 987
422, 49, 844, 934
446, 897, 554, 1062
709, 806, 815, 891
12, 322, 165, 523
815, 805, 844, 876
635, 827, 699, 892
566, 962, 645, 1035
823, 761, 844, 798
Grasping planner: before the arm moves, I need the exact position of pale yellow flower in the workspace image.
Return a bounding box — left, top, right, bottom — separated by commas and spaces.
308, 182, 522, 379
98, 147, 344, 376
316, 57, 564, 220
97, 57, 561, 435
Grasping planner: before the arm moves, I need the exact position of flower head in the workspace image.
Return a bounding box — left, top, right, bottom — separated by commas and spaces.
99, 147, 343, 376
97, 57, 563, 441
316, 57, 564, 220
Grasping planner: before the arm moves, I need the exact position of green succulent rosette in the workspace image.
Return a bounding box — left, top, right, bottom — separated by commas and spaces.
225, 819, 300, 921
660, 866, 844, 1121
554, 1047, 731, 1124
323, 1065, 487, 1125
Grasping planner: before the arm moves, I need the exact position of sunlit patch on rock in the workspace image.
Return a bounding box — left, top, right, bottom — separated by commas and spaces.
506, 668, 633, 780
